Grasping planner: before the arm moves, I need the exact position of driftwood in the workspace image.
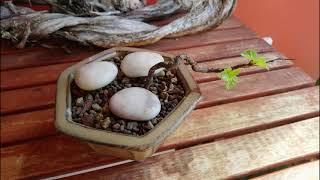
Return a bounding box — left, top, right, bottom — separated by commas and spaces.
1, 0, 236, 48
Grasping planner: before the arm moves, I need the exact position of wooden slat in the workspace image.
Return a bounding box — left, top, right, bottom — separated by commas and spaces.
0, 51, 291, 92
0, 29, 258, 72
2, 85, 318, 147
0, 37, 279, 114
1, 109, 56, 145
252, 160, 319, 180
0, 60, 300, 145
163, 86, 320, 149
0, 48, 99, 71
192, 52, 293, 83
0, 136, 122, 180
1, 63, 73, 90
0, 84, 56, 115
1, 66, 312, 115
1, 87, 319, 179
143, 27, 256, 51
65, 117, 320, 180
197, 67, 314, 108
0, 28, 259, 90
0, 67, 312, 115
167, 38, 273, 62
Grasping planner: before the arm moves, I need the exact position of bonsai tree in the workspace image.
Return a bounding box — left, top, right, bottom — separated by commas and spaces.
146, 49, 293, 90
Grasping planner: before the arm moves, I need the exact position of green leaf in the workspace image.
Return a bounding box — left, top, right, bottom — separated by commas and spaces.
218, 68, 240, 90
241, 49, 269, 70
241, 49, 257, 60
252, 56, 269, 70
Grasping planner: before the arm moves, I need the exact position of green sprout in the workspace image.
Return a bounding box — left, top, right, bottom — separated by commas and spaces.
218, 49, 269, 90
218, 67, 240, 90
241, 49, 269, 70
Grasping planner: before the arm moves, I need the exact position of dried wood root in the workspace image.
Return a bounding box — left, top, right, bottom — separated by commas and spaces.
1, 0, 236, 48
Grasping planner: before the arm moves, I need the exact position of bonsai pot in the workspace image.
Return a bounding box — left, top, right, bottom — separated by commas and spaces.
55, 47, 201, 161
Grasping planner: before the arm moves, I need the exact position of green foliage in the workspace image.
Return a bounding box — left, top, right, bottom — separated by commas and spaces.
240, 49, 257, 60
241, 49, 269, 70
218, 49, 269, 90
316, 78, 320, 86
218, 68, 240, 90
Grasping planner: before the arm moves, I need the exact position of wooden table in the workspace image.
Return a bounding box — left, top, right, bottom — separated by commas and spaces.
1, 16, 319, 180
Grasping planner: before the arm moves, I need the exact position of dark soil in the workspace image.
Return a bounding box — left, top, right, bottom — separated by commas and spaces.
70, 56, 185, 136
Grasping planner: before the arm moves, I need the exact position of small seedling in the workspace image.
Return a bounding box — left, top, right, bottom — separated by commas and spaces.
218, 49, 269, 90
147, 50, 279, 90
218, 67, 241, 90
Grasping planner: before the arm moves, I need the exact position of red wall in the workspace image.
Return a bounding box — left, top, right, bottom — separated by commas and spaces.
234, 0, 319, 79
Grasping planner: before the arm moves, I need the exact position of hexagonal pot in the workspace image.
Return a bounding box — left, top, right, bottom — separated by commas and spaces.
55, 47, 202, 161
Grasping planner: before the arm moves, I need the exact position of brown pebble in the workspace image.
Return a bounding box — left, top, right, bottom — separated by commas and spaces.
168, 83, 175, 91
149, 87, 157, 91
127, 121, 138, 130
76, 97, 84, 106
121, 77, 130, 84
100, 117, 111, 129
86, 94, 93, 101
95, 123, 101, 129
160, 92, 168, 99
101, 103, 110, 115
89, 110, 97, 115
151, 118, 158, 125
119, 120, 125, 125
82, 114, 94, 127
95, 113, 104, 121
166, 71, 174, 78
168, 95, 176, 101
82, 99, 93, 113
125, 84, 132, 88
171, 99, 179, 105
171, 77, 178, 84
75, 107, 82, 115
112, 123, 121, 130
120, 125, 125, 132
144, 121, 154, 130
92, 103, 102, 112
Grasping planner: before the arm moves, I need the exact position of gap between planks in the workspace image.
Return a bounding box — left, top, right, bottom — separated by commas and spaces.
1, 86, 319, 179
61, 117, 320, 180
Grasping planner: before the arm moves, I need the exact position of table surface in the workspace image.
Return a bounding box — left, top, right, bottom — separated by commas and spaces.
1, 15, 319, 180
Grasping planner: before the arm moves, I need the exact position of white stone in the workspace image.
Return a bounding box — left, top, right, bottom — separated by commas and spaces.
74, 61, 118, 91
121, 52, 164, 77
109, 87, 161, 121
